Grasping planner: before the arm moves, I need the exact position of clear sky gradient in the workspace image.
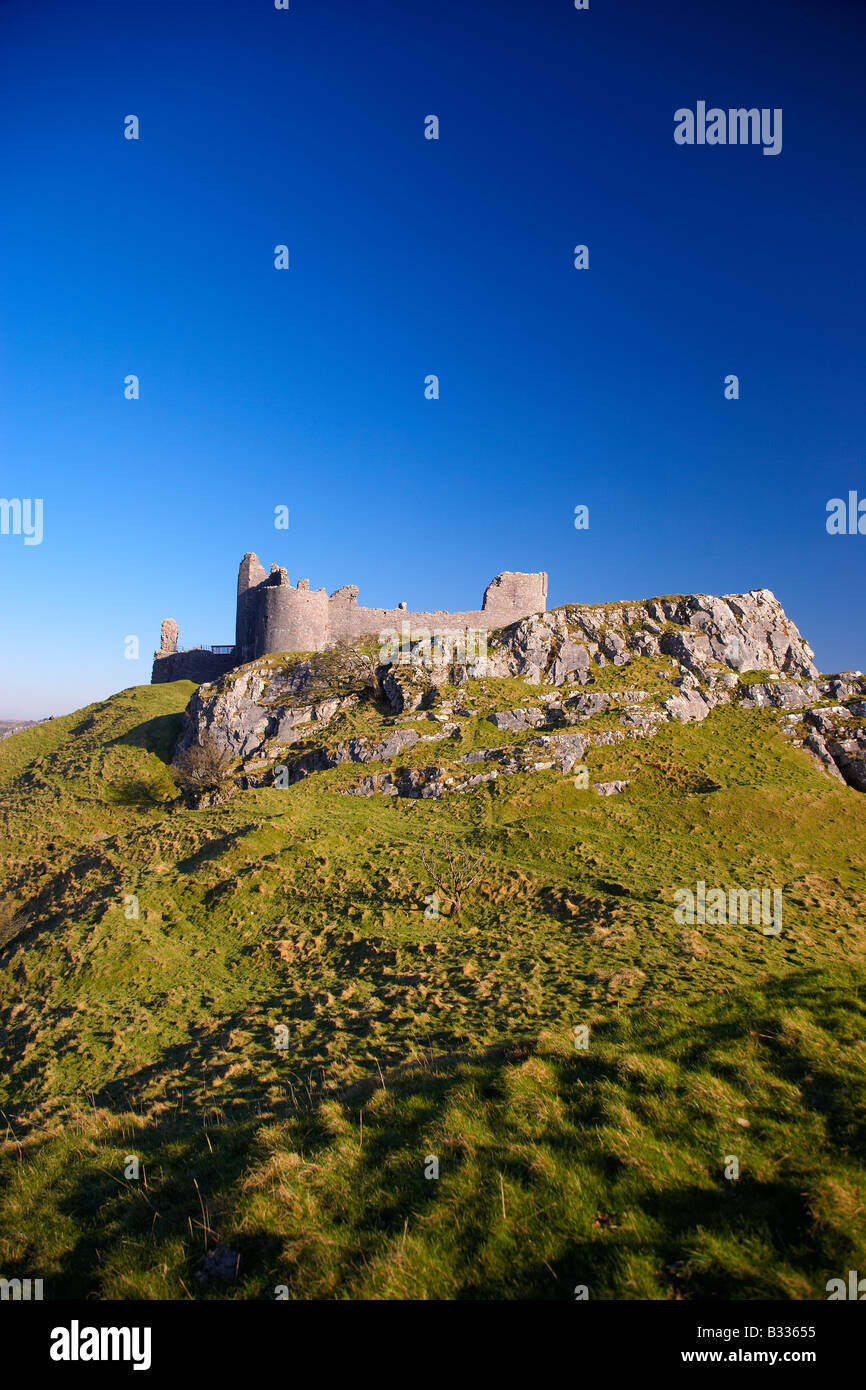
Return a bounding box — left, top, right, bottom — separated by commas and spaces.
1, 0, 864, 718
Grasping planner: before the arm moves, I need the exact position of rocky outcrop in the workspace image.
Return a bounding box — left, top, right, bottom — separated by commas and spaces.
381, 666, 434, 715
663, 687, 716, 723
486, 690, 654, 734
483, 589, 818, 686
246, 727, 426, 789
169, 590, 866, 802
342, 731, 589, 800
780, 691, 866, 790
173, 659, 357, 764
736, 680, 817, 711
824, 734, 866, 792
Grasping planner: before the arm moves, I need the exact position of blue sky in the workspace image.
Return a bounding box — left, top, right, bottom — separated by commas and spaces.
1, 0, 864, 718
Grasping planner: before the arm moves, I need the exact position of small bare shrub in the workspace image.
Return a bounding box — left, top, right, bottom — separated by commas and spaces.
172, 738, 235, 802
419, 838, 484, 919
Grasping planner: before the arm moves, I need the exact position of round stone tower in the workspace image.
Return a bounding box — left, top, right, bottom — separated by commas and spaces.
254, 568, 329, 655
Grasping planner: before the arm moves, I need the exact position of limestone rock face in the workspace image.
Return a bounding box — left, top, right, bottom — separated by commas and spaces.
737, 681, 814, 711
825, 733, 866, 791
170, 585, 866, 801
485, 589, 817, 685
777, 692, 866, 789
800, 729, 848, 783
551, 640, 591, 683
805, 706, 852, 737
488, 708, 545, 733
174, 660, 348, 764
663, 688, 714, 723
381, 667, 433, 715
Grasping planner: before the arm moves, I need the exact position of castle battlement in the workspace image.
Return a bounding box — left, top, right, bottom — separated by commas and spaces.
152, 554, 548, 684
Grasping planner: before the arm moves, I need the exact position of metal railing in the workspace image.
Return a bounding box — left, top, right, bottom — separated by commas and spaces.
161, 644, 235, 655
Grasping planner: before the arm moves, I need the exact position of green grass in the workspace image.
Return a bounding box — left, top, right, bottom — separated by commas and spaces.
736, 670, 785, 686
0, 668, 864, 1300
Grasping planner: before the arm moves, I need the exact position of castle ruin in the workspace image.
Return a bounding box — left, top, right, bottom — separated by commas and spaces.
151, 553, 548, 684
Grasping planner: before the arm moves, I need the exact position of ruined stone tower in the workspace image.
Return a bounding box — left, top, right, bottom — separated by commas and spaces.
153, 554, 548, 683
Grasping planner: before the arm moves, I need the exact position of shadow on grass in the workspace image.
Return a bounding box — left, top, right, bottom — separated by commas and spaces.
115, 712, 186, 765
2, 969, 864, 1299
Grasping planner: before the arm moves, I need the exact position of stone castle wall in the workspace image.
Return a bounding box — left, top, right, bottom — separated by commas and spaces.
152, 553, 548, 684
241, 556, 547, 658
152, 648, 237, 685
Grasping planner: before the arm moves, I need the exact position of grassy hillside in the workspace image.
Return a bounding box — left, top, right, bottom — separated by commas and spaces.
0, 677, 864, 1299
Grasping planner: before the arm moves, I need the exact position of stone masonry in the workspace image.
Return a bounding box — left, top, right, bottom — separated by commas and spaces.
152, 554, 548, 684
